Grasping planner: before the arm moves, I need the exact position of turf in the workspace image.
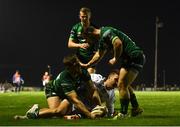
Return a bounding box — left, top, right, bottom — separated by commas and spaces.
0, 91, 180, 126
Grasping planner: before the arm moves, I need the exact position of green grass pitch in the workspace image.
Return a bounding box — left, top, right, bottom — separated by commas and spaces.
0, 91, 180, 126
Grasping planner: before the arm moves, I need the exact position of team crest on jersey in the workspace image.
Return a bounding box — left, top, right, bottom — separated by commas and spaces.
77, 32, 82, 37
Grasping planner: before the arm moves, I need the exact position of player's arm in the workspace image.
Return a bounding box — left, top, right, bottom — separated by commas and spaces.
113, 37, 123, 60
86, 80, 101, 106
68, 27, 81, 49
68, 38, 80, 48
80, 49, 106, 68
66, 91, 95, 119
88, 49, 106, 66
68, 38, 89, 49
109, 37, 123, 65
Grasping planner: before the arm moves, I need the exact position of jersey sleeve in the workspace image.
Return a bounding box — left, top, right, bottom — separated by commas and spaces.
103, 29, 117, 42
99, 29, 118, 50
69, 25, 78, 41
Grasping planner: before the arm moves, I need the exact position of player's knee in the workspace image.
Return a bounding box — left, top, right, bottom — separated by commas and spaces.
52, 108, 64, 115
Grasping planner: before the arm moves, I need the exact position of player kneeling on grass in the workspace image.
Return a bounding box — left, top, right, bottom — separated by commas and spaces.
14, 54, 102, 120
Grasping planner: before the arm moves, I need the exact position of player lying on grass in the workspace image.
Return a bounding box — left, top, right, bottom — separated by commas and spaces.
14, 54, 103, 119
90, 70, 118, 117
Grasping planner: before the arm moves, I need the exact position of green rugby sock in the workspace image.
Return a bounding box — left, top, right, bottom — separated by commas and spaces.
130, 93, 139, 108
120, 98, 130, 114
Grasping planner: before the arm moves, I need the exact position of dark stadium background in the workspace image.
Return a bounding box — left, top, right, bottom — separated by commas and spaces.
0, 0, 179, 87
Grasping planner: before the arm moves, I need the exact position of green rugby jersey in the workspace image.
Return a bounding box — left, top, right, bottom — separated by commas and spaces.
99, 26, 143, 59
53, 68, 91, 95
69, 22, 98, 63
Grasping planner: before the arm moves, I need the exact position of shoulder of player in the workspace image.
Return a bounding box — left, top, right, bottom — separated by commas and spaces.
71, 22, 83, 29
70, 23, 83, 35
54, 71, 75, 86
56, 70, 71, 80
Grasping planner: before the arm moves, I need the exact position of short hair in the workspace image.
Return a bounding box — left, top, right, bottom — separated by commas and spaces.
79, 7, 91, 17
63, 54, 79, 69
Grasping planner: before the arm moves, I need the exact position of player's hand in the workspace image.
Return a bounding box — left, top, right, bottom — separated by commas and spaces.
90, 112, 102, 119
79, 43, 89, 49
109, 57, 117, 65
90, 113, 96, 119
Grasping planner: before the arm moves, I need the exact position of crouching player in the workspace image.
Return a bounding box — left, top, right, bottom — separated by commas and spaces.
14, 54, 102, 120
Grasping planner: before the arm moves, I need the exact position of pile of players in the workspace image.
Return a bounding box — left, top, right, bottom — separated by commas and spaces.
14, 7, 145, 120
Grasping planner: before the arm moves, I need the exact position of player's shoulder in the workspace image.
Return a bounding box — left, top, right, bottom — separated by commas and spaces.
72, 22, 82, 29
101, 26, 114, 36
70, 23, 83, 35
56, 70, 70, 80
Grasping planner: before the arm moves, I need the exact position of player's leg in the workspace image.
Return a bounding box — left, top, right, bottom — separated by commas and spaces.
128, 86, 143, 116
127, 53, 146, 116
117, 52, 145, 117
25, 81, 60, 119
35, 96, 61, 115
26, 80, 71, 119
117, 68, 138, 116
14, 83, 18, 92
47, 96, 61, 109
38, 97, 71, 118
86, 80, 102, 106
18, 84, 21, 92
128, 86, 139, 109
25, 96, 60, 119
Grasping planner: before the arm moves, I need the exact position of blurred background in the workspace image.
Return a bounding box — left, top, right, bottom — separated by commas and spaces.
0, 0, 179, 89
